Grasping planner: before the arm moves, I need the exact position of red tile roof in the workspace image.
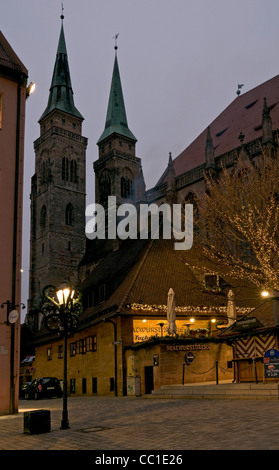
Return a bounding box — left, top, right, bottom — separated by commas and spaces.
161, 74, 279, 181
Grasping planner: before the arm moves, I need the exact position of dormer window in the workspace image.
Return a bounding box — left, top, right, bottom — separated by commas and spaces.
203, 274, 221, 292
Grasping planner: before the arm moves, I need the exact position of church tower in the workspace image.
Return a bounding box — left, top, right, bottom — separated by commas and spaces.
94, 40, 145, 209
28, 15, 87, 314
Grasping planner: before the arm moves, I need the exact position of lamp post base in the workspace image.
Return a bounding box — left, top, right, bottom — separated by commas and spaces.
61, 419, 70, 430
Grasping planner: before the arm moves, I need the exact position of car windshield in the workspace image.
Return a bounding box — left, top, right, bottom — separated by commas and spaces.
41, 378, 57, 385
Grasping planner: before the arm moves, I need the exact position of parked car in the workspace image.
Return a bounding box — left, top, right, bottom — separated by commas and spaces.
19, 382, 31, 399
25, 377, 62, 400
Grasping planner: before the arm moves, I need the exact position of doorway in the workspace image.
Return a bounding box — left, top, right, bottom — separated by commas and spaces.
145, 366, 154, 394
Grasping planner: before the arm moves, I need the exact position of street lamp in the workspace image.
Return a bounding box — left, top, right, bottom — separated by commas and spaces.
261, 289, 279, 326
103, 318, 118, 396
41, 282, 81, 429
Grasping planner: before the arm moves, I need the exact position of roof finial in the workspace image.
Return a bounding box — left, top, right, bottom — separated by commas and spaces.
113, 33, 119, 52
61, 2, 64, 20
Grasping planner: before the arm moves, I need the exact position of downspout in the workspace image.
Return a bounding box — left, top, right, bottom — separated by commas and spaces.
10, 74, 23, 414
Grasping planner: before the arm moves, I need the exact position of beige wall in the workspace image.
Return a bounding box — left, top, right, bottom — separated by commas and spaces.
125, 341, 234, 394
33, 318, 123, 396
31, 315, 233, 398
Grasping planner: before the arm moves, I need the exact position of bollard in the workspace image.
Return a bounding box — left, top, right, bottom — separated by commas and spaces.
182, 362, 186, 385
253, 358, 258, 384
215, 361, 219, 384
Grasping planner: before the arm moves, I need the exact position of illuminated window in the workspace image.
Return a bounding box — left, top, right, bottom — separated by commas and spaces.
58, 345, 63, 359
47, 348, 52, 361
86, 335, 97, 352
70, 342, 76, 357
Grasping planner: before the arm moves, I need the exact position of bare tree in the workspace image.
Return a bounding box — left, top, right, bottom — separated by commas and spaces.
190, 149, 279, 292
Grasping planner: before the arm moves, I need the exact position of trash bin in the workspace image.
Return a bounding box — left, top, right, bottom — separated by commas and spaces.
23, 409, 51, 434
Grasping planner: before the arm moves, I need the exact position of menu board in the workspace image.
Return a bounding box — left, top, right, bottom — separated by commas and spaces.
264, 348, 279, 378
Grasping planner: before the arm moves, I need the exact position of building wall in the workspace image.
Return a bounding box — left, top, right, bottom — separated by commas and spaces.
0, 67, 27, 414
33, 317, 123, 396
31, 314, 233, 397
125, 341, 234, 395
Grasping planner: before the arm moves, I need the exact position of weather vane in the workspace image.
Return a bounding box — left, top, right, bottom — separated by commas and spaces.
236, 83, 244, 96
113, 33, 119, 51
61, 2, 64, 20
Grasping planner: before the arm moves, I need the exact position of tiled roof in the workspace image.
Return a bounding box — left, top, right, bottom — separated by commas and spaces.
80, 236, 260, 322
157, 74, 279, 184
39, 23, 83, 121
218, 299, 277, 338
0, 31, 28, 76
97, 54, 137, 144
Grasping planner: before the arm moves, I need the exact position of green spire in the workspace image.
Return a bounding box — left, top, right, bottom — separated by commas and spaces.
97, 51, 137, 144
39, 19, 83, 122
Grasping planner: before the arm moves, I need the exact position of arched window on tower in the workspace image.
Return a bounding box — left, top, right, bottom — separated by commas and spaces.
40, 205, 47, 230
100, 169, 111, 201
41, 161, 46, 184
70, 159, 78, 183
62, 157, 69, 181
121, 167, 133, 199
65, 203, 74, 226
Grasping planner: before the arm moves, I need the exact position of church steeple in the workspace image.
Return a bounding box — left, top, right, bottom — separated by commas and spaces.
94, 40, 143, 208
97, 46, 136, 144
39, 15, 83, 122
28, 12, 87, 319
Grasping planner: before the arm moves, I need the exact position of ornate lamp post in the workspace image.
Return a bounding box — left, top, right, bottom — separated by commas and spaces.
41, 282, 81, 429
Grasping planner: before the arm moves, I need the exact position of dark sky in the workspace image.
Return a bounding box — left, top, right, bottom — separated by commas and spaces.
2, 0, 279, 321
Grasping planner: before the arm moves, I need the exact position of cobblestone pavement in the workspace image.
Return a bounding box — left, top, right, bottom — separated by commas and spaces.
0, 395, 278, 452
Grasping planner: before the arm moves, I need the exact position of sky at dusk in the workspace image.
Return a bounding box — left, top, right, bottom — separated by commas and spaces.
2, 0, 279, 321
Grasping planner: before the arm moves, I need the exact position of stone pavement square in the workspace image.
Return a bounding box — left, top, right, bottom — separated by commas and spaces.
0, 396, 278, 452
